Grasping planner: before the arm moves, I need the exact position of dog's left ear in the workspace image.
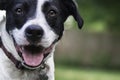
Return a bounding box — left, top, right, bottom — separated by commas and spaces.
61, 0, 84, 29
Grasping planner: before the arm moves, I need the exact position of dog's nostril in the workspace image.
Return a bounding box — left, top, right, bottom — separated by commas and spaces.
25, 25, 44, 41
26, 29, 43, 37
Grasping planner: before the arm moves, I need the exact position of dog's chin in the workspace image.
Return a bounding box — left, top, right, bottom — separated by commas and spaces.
15, 44, 53, 68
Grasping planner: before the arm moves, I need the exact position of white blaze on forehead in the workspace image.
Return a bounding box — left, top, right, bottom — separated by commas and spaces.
35, 0, 50, 30
36, 0, 48, 18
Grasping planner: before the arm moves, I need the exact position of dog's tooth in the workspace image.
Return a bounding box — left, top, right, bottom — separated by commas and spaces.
20, 48, 22, 52
20, 47, 24, 52
22, 47, 24, 51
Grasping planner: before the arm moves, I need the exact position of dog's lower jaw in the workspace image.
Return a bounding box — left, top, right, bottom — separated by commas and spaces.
0, 50, 55, 80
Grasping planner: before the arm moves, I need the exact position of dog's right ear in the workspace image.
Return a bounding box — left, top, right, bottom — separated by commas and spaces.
0, 0, 7, 10
60, 0, 84, 29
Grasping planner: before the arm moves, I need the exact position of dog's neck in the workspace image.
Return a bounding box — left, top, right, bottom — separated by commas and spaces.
0, 17, 23, 69
0, 17, 20, 60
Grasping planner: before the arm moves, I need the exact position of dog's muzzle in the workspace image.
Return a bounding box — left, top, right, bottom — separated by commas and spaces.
16, 44, 54, 70
0, 37, 54, 70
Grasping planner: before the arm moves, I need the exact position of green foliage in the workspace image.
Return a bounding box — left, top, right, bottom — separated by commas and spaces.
92, 52, 112, 68
56, 66, 120, 80
75, 0, 120, 33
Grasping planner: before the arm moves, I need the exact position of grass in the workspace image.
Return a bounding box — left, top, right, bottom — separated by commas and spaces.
55, 66, 120, 80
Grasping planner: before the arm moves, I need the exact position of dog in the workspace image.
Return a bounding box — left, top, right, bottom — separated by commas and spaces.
0, 0, 83, 80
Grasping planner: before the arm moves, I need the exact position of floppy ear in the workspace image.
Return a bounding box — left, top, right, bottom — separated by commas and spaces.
62, 0, 84, 29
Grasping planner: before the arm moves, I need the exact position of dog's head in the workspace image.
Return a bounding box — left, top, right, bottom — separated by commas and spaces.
0, 0, 83, 69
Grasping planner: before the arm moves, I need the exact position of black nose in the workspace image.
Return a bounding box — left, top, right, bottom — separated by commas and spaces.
25, 25, 44, 43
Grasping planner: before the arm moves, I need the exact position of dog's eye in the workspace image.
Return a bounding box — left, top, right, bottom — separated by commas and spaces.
48, 10, 57, 18
15, 8, 23, 15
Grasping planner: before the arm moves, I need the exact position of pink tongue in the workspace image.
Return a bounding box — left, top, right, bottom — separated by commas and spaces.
22, 52, 44, 67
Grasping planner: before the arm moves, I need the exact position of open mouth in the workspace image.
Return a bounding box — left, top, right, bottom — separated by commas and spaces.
16, 44, 53, 68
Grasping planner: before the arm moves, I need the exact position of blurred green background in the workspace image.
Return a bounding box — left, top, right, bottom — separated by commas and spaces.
55, 0, 120, 80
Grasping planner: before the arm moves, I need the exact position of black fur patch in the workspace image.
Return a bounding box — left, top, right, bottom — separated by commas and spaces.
42, 1, 65, 40
5, 0, 37, 32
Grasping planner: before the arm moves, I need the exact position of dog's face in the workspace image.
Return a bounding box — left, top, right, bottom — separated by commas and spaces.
0, 0, 83, 68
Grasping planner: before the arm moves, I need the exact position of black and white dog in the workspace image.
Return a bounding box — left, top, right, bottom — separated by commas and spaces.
0, 0, 83, 80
